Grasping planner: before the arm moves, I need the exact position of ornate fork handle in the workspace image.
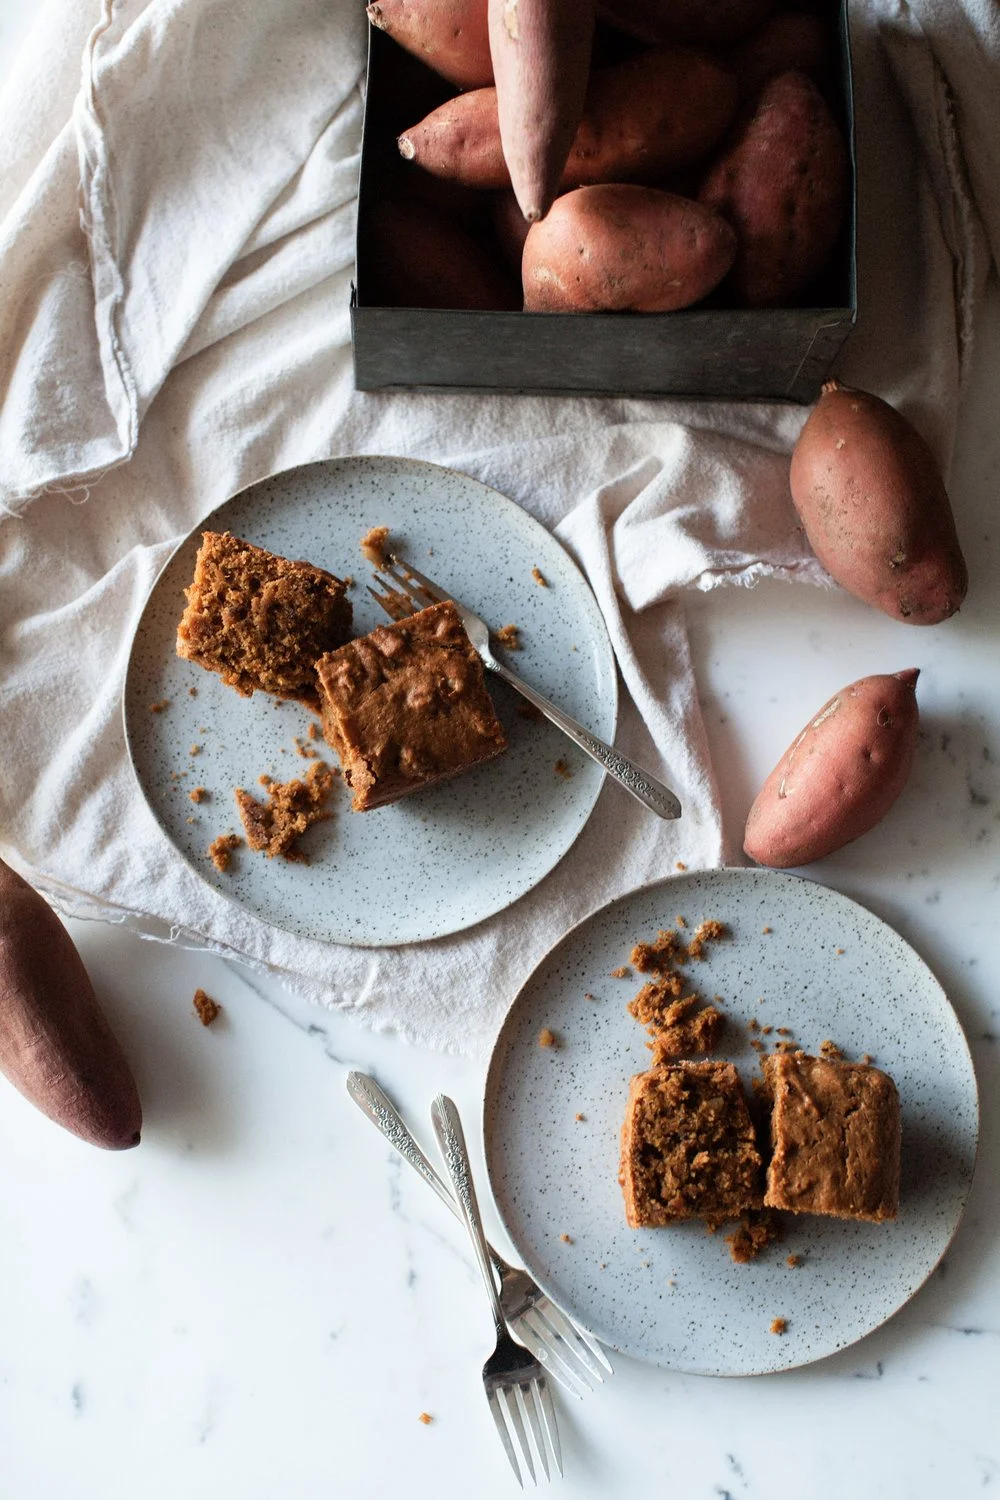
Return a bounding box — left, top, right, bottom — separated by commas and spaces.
346, 1071, 513, 1277
486, 656, 682, 821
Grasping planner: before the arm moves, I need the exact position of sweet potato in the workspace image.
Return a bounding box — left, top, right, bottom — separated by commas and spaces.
789, 380, 969, 624
488, 0, 595, 221
365, 199, 521, 310
366, 0, 493, 89
729, 10, 831, 100
399, 47, 738, 191
522, 185, 737, 312
597, 0, 775, 47
698, 70, 848, 306
0, 859, 142, 1149
743, 670, 920, 868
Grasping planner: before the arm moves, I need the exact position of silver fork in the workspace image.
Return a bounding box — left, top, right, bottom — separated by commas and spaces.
346, 1071, 610, 1397
368, 554, 682, 822
431, 1093, 562, 1486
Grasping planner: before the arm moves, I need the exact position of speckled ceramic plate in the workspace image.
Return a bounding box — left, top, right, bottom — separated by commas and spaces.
123, 456, 617, 946
484, 868, 979, 1376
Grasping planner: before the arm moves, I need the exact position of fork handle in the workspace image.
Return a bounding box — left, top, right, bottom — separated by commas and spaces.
346, 1072, 514, 1274
488, 658, 682, 821
431, 1094, 509, 1338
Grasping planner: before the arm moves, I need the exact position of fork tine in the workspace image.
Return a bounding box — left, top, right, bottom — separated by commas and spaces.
500, 1385, 536, 1486
378, 557, 441, 609
518, 1381, 550, 1482
365, 581, 415, 621
487, 1387, 524, 1489
385, 553, 448, 602
516, 1308, 590, 1398
528, 1300, 612, 1381
536, 1376, 564, 1478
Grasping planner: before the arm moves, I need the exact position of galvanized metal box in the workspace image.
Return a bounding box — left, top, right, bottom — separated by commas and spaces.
351, 9, 856, 403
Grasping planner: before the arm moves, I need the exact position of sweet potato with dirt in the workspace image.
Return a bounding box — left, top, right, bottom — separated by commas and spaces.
365, 199, 521, 310
366, 0, 493, 89
743, 670, 920, 867
488, 0, 595, 222
0, 859, 142, 1149
789, 380, 969, 624
728, 9, 831, 100
597, 0, 775, 47
522, 184, 737, 312
399, 47, 738, 191
699, 70, 848, 306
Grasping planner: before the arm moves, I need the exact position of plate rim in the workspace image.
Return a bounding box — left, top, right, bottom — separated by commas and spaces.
122, 452, 619, 948
482, 865, 981, 1376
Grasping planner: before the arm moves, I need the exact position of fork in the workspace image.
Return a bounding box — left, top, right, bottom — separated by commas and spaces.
368, 554, 682, 822
346, 1071, 610, 1397
431, 1093, 563, 1486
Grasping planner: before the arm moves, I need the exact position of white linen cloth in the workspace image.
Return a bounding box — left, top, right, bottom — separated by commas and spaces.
0, 0, 994, 1057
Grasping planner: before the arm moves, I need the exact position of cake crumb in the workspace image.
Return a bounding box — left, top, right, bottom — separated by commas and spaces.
776, 1026, 791, 1036
610, 966, 632, 979
574, 1113, 585, 1122
584, 992, 596, 1002
770, 1317, 788, 1335
193, 988, 221, 1027
819, 1038, 844, 1059
786, 1254, 802, 1268
531, 566, 548, 587
726, 1209, 782, 1264
835, 947, 845, 956
189, 744, 202, 757
748, 1017, 761, 1033
675, 861, 687, 871
761, 1025, 772, 1035
308, 721, 320, 740
207, 833, 241, 872
417, 1412, 433, 1426
188, 686, 198, 697
538, 1027, 557, 1048
189, 786, 208, 803
676, 914, 687, 928
630, 929, 680, 973
235, 761, 335, 861
150, 698, 170, 713
762, 925, 772, 934
495, 623, 521, 650
559, 1233, 573, 1244
554, 758, 573, 779
185, 816, 196, 824
360, 525, 390, 566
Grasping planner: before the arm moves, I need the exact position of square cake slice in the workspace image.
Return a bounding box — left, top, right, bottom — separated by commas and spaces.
176, 532, 352, 706
314, 600, 507, 811
762, 1052, 901, 1222
619, 1061, 763, 1229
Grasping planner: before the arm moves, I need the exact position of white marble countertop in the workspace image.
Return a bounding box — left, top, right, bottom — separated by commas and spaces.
2, 17, 999, 1500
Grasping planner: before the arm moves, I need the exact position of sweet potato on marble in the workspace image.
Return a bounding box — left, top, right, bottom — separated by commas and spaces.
698, 70, 848, 306
743, 670, 920, 867
366, 0, 493, 89
789, 380, 968, 624
0, 859, 142, 1149
522, 184, 737, 312
365, 199, 521, 310
597, 0, 775, 47
488, 0, 596, 222
399, 47, 738, 192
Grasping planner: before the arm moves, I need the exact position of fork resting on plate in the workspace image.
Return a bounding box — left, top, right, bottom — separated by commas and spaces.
368, 554, 682, 822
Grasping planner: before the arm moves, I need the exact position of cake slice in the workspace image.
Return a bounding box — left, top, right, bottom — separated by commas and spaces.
315, 600, 507, 811
762, 1052, 901, 1222
619, 1061, 763, 1229
176, 531, 352, 706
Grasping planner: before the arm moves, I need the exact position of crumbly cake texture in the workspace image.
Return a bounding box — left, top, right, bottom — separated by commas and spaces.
360, 525, 391, 567
234, 761, 336, 860
315, 601, 507, 811
762, 1053, 901, 1222
619, 1062, 763, 1229
632, 987, 724, 1060
176, 532, 352, 706
725, 1208, 783, 1264
193, 988, 221, 1026
207, 833, 241, 871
